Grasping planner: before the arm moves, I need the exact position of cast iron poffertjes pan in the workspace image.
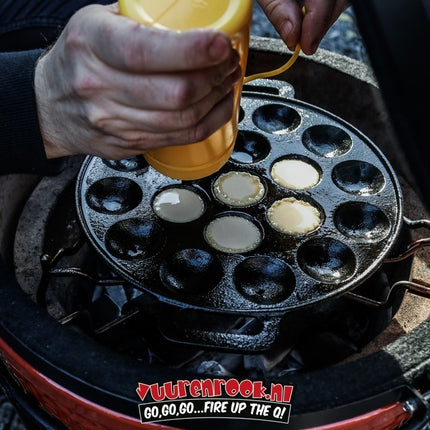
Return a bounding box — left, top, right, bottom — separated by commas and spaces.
75, 80, 403, 351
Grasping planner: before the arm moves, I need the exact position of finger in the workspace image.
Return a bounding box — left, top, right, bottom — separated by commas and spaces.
301, 0, 349, 54
257, 0, 303, 51
146, 89, 236, 148
106, 52, 241, 110
77, 5, 234, 73
97, 91, 236, 157
87, 72, 238, 138
79, 134, 144, 160
127, 72, 240, 133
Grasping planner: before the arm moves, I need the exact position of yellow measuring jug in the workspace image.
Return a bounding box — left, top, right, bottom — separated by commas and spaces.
119, 0, 253, 180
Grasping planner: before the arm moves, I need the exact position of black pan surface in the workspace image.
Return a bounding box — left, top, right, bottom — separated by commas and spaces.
75, 81, 403, 315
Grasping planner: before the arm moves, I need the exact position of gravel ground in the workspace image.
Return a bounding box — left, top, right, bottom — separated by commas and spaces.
0, 4, 366, 429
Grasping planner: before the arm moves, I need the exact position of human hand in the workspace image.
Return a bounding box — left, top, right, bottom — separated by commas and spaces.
257, 0, 349, 55
35, 4, 241, 160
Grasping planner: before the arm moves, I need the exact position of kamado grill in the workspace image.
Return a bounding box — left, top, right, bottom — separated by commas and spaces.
2, 3, 430, 430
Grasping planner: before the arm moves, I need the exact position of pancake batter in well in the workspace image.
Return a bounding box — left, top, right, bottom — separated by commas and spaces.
153, 187, 205, 223
205, 215, 262, 253
271, 159, 320, 190
267, 197, 321, 234
213, 171, 265, 207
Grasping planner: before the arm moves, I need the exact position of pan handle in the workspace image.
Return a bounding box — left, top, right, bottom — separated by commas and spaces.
384, 216, 430, 263
158, 310, 282, 352
403, 216, 430, 230
345, 279, 430, 308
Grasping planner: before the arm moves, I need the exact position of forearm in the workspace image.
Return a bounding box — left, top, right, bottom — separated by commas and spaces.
0, 49, 64, 174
